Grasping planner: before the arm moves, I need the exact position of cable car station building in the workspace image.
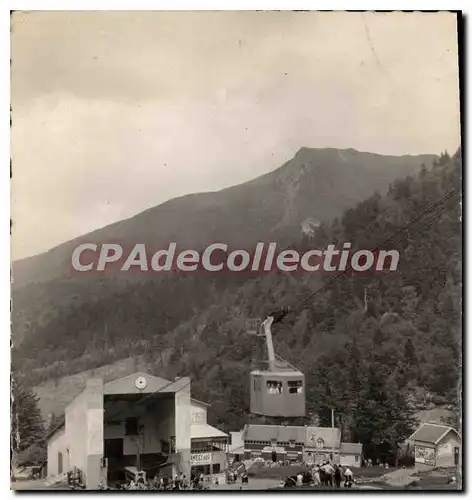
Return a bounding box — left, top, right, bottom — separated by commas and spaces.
242, 424, 363, 466
46, 372, 229, 489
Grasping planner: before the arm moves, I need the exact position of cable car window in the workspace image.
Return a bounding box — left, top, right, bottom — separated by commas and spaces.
288, 381, 303, 394
267, 381, 283, 394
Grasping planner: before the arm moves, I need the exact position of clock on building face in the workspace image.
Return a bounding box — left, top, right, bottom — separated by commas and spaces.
135, 376, 147, 390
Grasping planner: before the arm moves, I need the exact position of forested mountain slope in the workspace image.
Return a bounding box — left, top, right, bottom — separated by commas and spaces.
12, 148, 432, 360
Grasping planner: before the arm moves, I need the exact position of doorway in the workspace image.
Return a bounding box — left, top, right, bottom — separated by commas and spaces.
454, 447, 459, 466
105, 438, 124, 484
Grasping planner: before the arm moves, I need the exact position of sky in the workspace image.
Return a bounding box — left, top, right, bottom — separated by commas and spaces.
11, 11, 461, 259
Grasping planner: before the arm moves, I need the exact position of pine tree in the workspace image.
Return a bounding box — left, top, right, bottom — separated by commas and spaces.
351, 344, 417, 464
11, 379, 44, 454
404, 338, 417, 366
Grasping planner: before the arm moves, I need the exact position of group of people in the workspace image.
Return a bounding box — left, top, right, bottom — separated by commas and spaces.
284, 463, 354, 489
226, 468, 249, 484
120, 472, 208, 491
312, 462, 354, 488
67, 467, 85, 490
267, 382, 284, 394
288, 381, 304, 394
266, 381, 304, 395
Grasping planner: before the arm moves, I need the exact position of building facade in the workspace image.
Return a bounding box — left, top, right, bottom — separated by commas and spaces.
227, 431, 244, 465
189, 399, 229, 477
46, 372, 227, 489
409, 423, 460, 468
339, 443, 363, 467
242, 424, 362, 466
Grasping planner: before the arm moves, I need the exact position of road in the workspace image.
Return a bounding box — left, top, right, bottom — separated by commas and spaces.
11, 480, 68, 491
210, 478, 281, 490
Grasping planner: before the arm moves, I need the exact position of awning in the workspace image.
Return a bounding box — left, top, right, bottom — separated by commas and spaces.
262, 446, 286, 453
191, 424, 229, 440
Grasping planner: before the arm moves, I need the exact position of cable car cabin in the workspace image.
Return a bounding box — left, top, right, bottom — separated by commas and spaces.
248, 316, 305, 418
250, 364, 305, 417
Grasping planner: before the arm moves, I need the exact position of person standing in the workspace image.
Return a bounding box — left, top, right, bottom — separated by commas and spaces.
162, 474, 169, 490
296, 472, 303, 487
334, 465, 342, 488
312, 465, 321, 486
173, 475, 180, 490
344, 467, 353, 488
324, 463, 334, 487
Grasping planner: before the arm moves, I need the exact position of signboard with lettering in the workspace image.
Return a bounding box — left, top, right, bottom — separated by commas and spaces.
415, 446, 436, 466
190, 453, 212, 465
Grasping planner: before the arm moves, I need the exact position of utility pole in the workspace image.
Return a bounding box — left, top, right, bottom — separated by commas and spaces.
209, 441, 213, 485
331, 409, 335, 464
136, 435, 141, 472
311, 434, 316, 465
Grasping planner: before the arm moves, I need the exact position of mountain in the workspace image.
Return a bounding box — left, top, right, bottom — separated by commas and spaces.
12, 147, 435, 370
13, 148, 434, 288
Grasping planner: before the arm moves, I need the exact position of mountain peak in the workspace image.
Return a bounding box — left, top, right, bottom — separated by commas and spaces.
12, 149, 435, 287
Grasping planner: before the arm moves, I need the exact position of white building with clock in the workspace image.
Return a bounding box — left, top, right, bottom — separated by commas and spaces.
46, 372, 229, 489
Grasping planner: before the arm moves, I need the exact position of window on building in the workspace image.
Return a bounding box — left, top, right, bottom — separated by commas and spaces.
125, 417, 138, 436
267, 380, 283, 394
58, 452, 63, 475
192, 443, 212, 453
317, 438, 324, 449
355, 455, 359, 463
289, 439, 296, 448
161, 440, 170, 454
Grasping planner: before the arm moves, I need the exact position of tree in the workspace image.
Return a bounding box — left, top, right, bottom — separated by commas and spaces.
11, 379, 44, 455
404, 338, 417, 366
351, 352, 417, 465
